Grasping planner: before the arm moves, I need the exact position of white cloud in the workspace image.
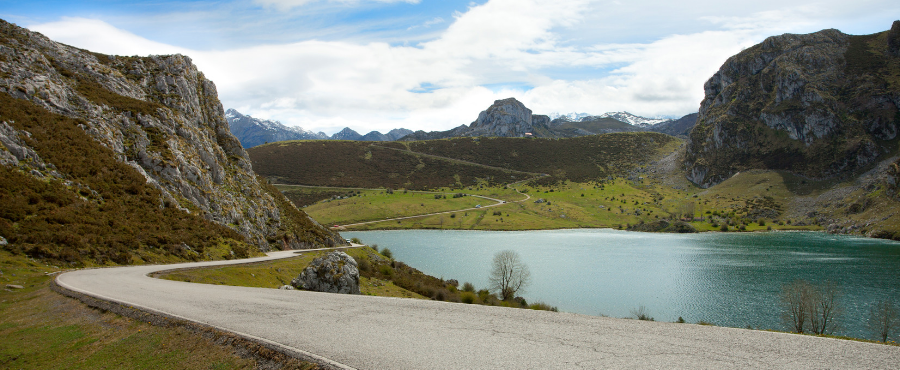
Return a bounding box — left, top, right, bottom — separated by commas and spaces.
30, 18, 188, 56
24, 0, 900, 134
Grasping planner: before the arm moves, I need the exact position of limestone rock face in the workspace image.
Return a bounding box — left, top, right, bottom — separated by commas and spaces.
467, 98, 548, 137
291, 251, 360, 294
0, 19, 344, 250
684, 24, 900, 188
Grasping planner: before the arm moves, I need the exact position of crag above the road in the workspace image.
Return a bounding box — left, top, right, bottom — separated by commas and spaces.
0, 19, 344, 264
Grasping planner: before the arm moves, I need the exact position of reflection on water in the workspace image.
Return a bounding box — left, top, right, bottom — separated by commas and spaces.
342, 229, 900, 339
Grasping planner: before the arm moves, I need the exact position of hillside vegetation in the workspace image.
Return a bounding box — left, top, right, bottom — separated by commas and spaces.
0, 93, 252, 265
249, 132, 680, 189
248, 140, 542, 190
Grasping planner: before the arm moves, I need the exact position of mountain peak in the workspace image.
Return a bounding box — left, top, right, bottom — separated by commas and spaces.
226, 109, 327, 147
331, 127, 362, 141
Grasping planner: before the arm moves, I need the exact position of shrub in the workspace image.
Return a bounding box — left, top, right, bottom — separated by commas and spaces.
460, 292, 476, 304
378, 265, 394, 276
350, 237, 361, 244
462, 282, 475, 292
720, 224, 729, 232
676, 316, 686, 323
528, 302, 558, 312
358, 258, 371, 273
381, 248, 393, 259
370, 244, 379, 252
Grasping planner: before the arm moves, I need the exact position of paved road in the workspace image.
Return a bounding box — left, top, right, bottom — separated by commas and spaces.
57, 251, 900, 369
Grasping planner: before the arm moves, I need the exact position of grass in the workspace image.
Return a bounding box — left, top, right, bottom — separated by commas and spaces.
158, 246, 559, 312
158, 248, 425, 299
297, 169, 857, 234
0, 251, 310, 369
297, 187, 489, 226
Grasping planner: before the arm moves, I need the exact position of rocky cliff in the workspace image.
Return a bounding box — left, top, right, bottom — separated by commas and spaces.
684, 22, 900, 188
465, 98, 551, 137
0, 19, 344, 254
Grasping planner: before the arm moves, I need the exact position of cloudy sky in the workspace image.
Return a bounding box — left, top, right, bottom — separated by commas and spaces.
2, 1, 897, 135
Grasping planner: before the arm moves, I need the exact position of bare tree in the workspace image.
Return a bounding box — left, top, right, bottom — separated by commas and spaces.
780, 280, 841, 335
781, 280, 812, 333
489, 250, 531, 301
868, 300, 898, 342
808, 282, 840, 335
630, 305, 654, 321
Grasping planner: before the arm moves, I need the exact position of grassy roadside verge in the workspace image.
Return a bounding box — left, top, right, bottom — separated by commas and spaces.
0, 251, 317, 369
157, 246, 558, 312
156, 248, 424, 299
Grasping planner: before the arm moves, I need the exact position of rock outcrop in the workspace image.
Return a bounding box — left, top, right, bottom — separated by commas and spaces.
0, 19, 344, 251
291, 251, 360, 294
684, 22, 900, 188
466, 98, 549, 137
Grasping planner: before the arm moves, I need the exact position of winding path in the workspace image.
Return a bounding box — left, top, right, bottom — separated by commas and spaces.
335, 188, 532, 228
56, 250, 900, 369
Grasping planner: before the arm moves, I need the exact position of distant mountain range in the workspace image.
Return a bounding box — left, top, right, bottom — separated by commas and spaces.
226, 109, 413, 148
229, 102, 696, 147
401, 98, 698, 140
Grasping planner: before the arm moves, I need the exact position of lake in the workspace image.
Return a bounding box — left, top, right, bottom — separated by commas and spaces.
342, 229, 900, 339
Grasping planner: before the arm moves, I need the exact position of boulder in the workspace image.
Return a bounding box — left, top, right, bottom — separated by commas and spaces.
291, 251, 360, 294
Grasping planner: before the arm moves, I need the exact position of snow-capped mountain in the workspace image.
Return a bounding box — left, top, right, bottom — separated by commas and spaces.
226, 109, 327, 148
595, 112, 671, 128
549, 111, 671, 128
548, 112, 593, 122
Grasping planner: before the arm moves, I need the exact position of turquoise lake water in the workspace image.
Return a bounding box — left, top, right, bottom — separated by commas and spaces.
342, 229, 900, 339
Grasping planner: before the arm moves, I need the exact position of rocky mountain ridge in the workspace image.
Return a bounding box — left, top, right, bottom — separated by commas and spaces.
226, 108, 328, 148
401, 98, 697, 140
0, 19, 344, 255
684, 22, 900, 188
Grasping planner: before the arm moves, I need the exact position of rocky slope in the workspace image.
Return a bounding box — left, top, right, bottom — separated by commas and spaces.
684, 22, 900, 188
226, 109, 327, 148
648, 113, 698, 137
0, 19, 344, 256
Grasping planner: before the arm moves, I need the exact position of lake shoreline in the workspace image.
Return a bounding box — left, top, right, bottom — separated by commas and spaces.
343, 229, 900, 341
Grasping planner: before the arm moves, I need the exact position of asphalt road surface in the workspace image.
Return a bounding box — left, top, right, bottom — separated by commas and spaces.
57, 250, 900, 369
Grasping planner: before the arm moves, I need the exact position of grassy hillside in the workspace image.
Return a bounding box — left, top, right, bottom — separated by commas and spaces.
551, 118, 642, 136
249, 132, 680, 190
381, 132, 680, 184
248, 140, 539, 190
